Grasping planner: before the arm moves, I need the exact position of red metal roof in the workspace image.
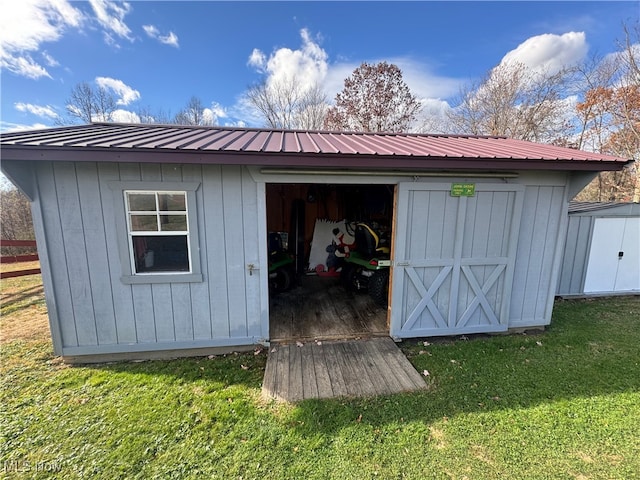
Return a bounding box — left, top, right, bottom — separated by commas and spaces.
0, 123, 632, 172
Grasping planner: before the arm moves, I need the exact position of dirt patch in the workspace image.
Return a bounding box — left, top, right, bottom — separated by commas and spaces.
0, 270, 51, 344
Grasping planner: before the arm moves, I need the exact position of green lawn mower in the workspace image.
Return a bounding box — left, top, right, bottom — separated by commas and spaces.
340, 222, 391, 307
268, 232, 296, 294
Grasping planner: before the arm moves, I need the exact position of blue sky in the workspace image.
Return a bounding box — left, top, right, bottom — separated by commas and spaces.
1, 1, 638, 131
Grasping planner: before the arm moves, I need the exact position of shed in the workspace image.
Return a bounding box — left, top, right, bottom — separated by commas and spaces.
0, 123, 632, 362
557, 201, 640, 296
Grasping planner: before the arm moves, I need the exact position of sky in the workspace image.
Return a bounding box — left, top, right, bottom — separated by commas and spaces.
1, 0, 639, 132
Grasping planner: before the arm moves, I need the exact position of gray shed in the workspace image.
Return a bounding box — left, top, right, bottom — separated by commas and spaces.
557, 202, 640, 296
0, 123, 632, 362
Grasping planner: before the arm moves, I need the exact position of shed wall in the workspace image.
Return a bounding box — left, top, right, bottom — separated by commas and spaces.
557, 204, 640, 296
558, 215, 595, 295
32, 161, 267, 357
15, 161, 572, 357
509, 184, 567, 328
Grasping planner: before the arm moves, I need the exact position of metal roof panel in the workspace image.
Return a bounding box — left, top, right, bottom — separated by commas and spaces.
0, 123, 631, 171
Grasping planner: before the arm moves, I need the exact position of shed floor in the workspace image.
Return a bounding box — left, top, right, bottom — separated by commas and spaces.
262, 337, 427, 402
269, 274, 388, 343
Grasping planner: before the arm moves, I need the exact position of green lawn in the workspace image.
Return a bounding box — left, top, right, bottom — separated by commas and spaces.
1, 294, 639, 479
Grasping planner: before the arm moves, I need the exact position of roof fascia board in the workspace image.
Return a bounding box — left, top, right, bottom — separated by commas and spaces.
0, 146, 630, 172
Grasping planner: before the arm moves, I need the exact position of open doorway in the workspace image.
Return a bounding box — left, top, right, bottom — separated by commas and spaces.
266, 183, 395, 343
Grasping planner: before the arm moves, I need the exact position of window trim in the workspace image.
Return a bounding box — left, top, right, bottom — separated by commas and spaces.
109, 181, 202, 284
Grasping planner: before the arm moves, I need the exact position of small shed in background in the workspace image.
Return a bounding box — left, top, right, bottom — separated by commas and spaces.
557, 202, 640, 297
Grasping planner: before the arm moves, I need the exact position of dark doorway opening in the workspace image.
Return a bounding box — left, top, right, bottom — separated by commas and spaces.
266, 183, 394, 343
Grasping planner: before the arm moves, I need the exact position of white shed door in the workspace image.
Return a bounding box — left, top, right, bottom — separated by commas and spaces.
390, 183, 524, 338
583, 217, 640, 293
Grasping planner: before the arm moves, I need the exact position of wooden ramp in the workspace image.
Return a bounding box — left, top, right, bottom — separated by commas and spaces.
262, 337, 427, 402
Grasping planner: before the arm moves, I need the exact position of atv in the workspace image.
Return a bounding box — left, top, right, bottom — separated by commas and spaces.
268, 232, 296, 294
340, 222, 391, 307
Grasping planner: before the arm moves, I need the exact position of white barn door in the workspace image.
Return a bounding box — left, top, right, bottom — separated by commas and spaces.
390, 183, 524, 338
583, 217, 640, 293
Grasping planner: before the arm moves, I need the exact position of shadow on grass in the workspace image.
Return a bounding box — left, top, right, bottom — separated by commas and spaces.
0, 283, 45, 316
64, 297, 640, 437
284, 296, 640, 435
88, 348, 269, 392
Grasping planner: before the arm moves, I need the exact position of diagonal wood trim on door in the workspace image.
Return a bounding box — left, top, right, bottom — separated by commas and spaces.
402, 265, 452, 331
391, 183, 524, 338
457, 264, 506, 327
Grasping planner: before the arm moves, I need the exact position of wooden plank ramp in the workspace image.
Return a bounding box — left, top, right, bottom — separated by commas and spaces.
262, 337, 427, 402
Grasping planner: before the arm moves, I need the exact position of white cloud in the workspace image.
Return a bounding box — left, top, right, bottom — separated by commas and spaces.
111, 109, 140, 123
143, 25, 179, 48
14, 102, 59, 119
248, 28, 328, 92
500, 32, 588, 75
200, 102, 228, 125
0, 121, 50, 133
209, 102, 227, 120
142, 24, 158, 37
42, 51, 59, 67
2, 55, 51, 79
0, 0, 84, 78
95, 76, 140, 105
240, 29, 463, 128
248, 48, 266, 71
88, 0, 133, 43
385, 57, 462, 100
0, 0, 137, 79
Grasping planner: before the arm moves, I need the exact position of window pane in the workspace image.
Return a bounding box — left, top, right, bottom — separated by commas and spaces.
127, 193, 156, 211
160, 214, 187, 231
132, 235, 189, 273
158, 193, 186, 211
130, 214, 158, 232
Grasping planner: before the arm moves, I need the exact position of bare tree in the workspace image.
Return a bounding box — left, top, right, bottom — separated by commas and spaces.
324, 62, 421, 133
293, 84, 328, 130
1, 186, 35, 255
447, 62, 574, 143
64, 82, 117, 123
136, 105, 172, 124
173, 96, 214, 126
245, 78, 328, 129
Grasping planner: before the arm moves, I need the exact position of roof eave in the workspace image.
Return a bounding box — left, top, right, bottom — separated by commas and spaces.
0, 145, 631, 172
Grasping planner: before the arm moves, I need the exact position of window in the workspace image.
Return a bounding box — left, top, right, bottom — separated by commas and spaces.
126, 191, 190, 274
110, 181, 202, 284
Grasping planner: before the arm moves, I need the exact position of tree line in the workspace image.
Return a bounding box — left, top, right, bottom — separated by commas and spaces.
2, 22, 636, 204
57, 24, 638, 202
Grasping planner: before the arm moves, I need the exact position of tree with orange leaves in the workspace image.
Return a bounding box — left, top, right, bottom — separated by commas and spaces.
574, 23, 639, 202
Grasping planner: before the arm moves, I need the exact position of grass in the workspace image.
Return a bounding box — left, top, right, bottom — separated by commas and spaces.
1, 273, 639, 479
0, 265, 48, 343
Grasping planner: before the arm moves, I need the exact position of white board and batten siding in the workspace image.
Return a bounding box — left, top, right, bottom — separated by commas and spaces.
31, 161, 268, 357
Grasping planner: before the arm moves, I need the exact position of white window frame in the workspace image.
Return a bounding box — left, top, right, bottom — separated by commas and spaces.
109, 181, 202, 284
125, 190, 192, 275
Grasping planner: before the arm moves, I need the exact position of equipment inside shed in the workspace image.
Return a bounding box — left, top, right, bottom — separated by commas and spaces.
266, 183, 395, 272
266, 183, 395, 342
